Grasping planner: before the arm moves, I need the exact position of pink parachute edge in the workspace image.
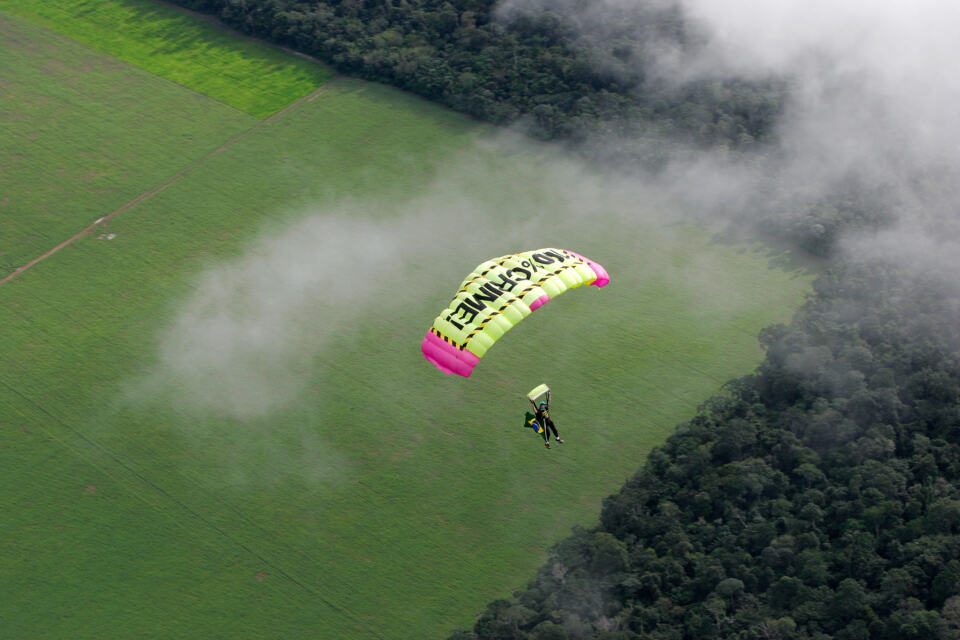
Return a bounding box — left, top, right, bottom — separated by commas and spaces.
421, 251, 610, 377
567, 251, 611, 288
421, 330, 480, 377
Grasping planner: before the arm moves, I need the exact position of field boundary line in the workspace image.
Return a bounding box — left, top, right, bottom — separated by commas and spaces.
0, 84, 329, 288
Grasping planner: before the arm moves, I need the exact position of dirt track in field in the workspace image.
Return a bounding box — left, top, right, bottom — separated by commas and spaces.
0, 83, 328, 287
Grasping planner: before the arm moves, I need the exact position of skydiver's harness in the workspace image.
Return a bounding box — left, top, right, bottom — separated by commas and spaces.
535, 403, 557, 440
535, 404, 550, 422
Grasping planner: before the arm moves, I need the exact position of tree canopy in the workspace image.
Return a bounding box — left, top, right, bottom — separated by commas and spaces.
168, 0, 783, 151
451, 261, 960, 639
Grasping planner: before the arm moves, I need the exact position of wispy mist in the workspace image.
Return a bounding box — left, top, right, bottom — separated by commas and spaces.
131, 143, 723, 428
140, 195, 521, 421
681, 0, 960, 186
668, 0, 960, 284
130, 0, 960, 486
498, 0, 960, 250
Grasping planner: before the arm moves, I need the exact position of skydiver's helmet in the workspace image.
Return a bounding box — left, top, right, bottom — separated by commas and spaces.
539, 401, 548, 409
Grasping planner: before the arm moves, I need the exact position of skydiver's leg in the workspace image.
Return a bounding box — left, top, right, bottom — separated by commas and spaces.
546, 419, 559, 439
546, 419, 563, 443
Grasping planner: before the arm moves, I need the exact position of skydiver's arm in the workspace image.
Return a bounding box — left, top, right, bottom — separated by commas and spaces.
546, 391, 551, 406
529, 398, 538, 411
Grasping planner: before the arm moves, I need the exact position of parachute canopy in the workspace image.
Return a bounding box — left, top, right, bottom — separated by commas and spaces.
421, 248, 610, 377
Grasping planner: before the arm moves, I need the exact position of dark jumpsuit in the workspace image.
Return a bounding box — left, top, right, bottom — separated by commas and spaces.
535, 405, 559, 440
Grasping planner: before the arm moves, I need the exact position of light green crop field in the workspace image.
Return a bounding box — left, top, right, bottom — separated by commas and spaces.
0, 5, 816, 639
0, 0, 332, 118
0, 12, 259, 276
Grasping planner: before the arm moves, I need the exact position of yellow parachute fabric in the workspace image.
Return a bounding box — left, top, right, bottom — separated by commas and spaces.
421, 248, 610, 377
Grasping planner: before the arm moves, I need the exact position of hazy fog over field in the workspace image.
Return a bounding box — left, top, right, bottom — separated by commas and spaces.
145, 0, 960, 423
139, 155, 663, 422
144, 194, 519, 420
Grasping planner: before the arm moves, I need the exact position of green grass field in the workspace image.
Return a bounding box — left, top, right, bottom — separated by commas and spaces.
0, 3, 815, 638
0, 12, 259, 276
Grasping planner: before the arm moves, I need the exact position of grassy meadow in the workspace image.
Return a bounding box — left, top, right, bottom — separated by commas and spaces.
0, 12, 260, 277
0, 2, 815, 638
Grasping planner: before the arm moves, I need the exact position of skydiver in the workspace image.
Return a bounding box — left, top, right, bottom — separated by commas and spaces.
529, 391, 563, 448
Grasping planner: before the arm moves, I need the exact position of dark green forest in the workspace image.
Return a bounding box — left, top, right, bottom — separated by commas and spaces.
166, 2, 960, 638
168, 0, 888, 256
450, 261, 960, 639
168, 0, 782, 151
